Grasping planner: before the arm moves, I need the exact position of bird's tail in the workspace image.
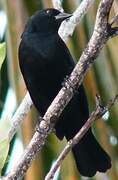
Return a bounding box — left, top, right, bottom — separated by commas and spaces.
71, 130, 111, 177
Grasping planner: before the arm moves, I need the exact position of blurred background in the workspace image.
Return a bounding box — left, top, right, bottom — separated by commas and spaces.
0, 0, 118, 179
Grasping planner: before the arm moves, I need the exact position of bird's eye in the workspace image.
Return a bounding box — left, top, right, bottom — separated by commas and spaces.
46, 10, 50, 14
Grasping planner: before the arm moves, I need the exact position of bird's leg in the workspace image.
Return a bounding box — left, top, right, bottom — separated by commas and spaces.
35, 116, 44, 133
62, 75, 78, 94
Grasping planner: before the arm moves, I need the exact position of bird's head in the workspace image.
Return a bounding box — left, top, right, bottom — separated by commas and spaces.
24, 8, 72, 35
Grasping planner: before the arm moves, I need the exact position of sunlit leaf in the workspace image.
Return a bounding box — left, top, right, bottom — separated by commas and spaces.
0, 42, 6, 70
0, 138, 10, 175
0, 116, 12, 140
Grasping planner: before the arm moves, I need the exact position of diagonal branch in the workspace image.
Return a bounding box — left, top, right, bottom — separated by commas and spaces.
108, 11, 118, 38
59, 0, 95, 42
8, 92, 32, 141
58, 0, 95, 42
45, 95, 118, 180
52, 0, 64, 12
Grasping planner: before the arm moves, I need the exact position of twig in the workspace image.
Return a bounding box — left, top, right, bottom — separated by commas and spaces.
110, 12, 118, 25
52, 0, 64, 12
108, 11, 118, 38
45, 95, 118, 180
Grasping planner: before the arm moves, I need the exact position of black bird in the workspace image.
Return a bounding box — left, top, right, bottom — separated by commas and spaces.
19, 8, 111, 177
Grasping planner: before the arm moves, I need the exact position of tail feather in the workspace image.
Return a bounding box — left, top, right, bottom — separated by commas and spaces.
72, 130, 111, 177
55, 88, 111, 177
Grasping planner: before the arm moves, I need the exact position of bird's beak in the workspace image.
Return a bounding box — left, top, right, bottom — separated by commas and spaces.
55, 12, 72, 21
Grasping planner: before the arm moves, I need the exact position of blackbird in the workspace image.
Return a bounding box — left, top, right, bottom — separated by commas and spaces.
19, 8, 111, 177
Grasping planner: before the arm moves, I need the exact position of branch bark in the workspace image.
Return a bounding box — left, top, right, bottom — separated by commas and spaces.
3, 0, 118, 179
52, 0, 64, 12
45, 95, 118, 180
8, 92, 32, 141
58, 0, 95, 42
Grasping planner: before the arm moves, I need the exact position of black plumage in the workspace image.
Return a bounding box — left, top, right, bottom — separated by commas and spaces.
19, 8, 111, 177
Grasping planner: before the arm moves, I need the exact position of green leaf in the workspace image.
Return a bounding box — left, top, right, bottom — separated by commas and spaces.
0, 138, 10, 175
0, 116, 11, 175
0, 42, 6, 70
0, 116, 12, 140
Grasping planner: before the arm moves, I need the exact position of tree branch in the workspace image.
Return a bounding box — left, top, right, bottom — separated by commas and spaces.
58, 0, 95, 42
52, 0, 64, 12
108, 11, 118, 38
8, 92, 32, 141
45, 95, 118, 180
3, 0, 118, 179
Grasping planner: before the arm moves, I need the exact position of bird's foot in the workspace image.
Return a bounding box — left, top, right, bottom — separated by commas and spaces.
35, 116, 50, 134
35, 116, 44, 132
62, 75, 78, 94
